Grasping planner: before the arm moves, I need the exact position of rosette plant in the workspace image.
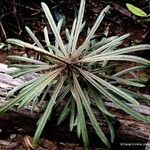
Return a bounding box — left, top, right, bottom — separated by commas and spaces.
1, 0, 150, 148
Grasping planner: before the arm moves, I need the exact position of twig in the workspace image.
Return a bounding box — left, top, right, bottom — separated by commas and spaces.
0, 21, 7, 39
13, 0, 22, 35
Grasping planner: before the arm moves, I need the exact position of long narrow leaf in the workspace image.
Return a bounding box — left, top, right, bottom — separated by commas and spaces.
55, 85, 70, 107
25, 26, 44, 49
17, 71, 58, 110
55, 19, 63, 48
103, 115, 115, 143
6, 77, 38, 99
76, 115, 81, 138
0, 73, 50, 114
33, 76, 65, 143
11, 65, 54, 78
79, 71, 150, 123
43, 27, 53, 54
3, 69, 61, 112
98, 44, 150, 57
71, 0, 85, 52
57, 100, 71, 125
73, 73, 110, 147
65, 28, 70, 41
102, 74, 145, 87
41, 3, 68, 58
38, 84, 51, 105
74, 5, 110, 57
81, 34, 129, 58
7, 39, 68, 63
118, 87, 148, 101
91, 90, 115, 117
80, 55, 150, 66
7, 55, 45, 65
101, 46, 117, 67
71, 85, 89, 148
79, 69, 139, 105
67, 18, 77, 52
69, 99, 75, 131
113, 65, 148, 77
8, 64, 46, 69
48, 44, 65, 57
89, 36, 118, 51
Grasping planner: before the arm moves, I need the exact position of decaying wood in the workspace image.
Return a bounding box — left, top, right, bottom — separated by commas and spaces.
0, 63, 150, 148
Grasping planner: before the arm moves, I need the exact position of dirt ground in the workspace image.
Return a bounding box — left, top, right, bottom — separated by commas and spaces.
0, 134, 109, 150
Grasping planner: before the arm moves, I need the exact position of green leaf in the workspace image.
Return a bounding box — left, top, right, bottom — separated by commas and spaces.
67, 18, 77, 52
73, 73, 110, 148
17, 76, 52, 110
25, 26, 44, 49
102, 75, 145, 87
38, 84, 52, 105
91, 90, 115, 117
7, 39, 68, 63
41, 3, 68, 58
8, 64, 46, 69
74, 5, 110, 57
113, 65, 148, 77
55, 19, 63, 48
43, 27, 53, 54
6, 77, 38, 99
118, 87, 148, 101
80, 71, 150, 123
103, 115, 115, 143
57, 100, 71, 125
98, 44, 150, 57
101, 46, 117, 67
0, 74, 48, 114
83, 34, 130, 58
89, 36, 118, 51
0, 43, 6, 49
47, 44, 65, 57
7, 55, 45, 65
126, 3, 148, 17
71, 84, 89, 148
71, 0, 85, 52
80, 69, 139, 105
69, 99, 75, 131
80, 21, 86, 32
10, 65, 54, 78
18, 69, 61, 110
76, 115, 81, 138
55, 86, 70, 107
65, 28, 70, 41
33, 76, 65, 143
80, 55, 150, 66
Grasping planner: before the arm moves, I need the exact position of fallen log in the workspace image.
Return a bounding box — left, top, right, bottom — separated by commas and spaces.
0, 63, 150, 149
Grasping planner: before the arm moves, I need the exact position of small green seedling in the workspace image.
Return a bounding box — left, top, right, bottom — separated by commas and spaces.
126, 3, 150, 17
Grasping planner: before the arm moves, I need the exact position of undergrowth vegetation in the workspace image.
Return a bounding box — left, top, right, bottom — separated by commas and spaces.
0, 0, 150, 149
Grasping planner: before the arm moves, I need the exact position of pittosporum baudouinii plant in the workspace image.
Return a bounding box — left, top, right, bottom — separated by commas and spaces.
1, 0, 150, 148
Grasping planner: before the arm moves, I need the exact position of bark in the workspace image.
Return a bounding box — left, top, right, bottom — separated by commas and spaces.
0, 63, 150, 149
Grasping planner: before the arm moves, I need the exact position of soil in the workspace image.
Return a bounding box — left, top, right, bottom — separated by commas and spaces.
0, 0, 150, 149
0, 134, 86, 150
